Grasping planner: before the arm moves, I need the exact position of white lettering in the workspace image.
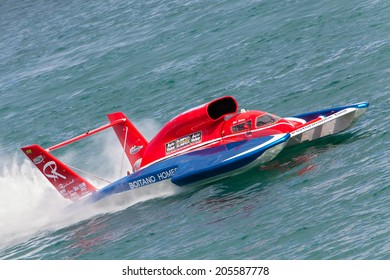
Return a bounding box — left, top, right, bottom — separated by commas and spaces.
58, 179, 75, 189
166, 142, 176, 153
191, 132, 201, 143
129, 176, 156, 189
157, 168, 177, 180
128, 168, 178, 189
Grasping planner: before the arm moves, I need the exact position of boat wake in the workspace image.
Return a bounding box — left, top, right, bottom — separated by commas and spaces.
0, 151, 67, 248
0, 119, 182, 250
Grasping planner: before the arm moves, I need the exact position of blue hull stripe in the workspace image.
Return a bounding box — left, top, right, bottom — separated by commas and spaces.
89, 134, 289, 202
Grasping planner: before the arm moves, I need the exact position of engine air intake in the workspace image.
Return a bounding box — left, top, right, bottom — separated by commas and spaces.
207, 96, 238, 120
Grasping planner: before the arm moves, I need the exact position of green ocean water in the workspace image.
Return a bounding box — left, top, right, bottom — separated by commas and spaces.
0, 0, 389, 259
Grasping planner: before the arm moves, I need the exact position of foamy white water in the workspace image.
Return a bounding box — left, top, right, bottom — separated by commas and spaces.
0, 119, 180, 249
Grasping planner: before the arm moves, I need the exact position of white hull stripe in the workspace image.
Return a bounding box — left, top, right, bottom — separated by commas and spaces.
290, 108, 356, 137
221, 134, 287, 163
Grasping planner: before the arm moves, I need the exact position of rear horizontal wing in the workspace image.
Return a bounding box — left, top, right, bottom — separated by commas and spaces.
21, 144, 97, 201
21, 111, 148, 200
47, 112, 148, 172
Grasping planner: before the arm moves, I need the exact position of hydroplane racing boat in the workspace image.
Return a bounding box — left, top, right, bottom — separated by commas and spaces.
21, 96, 368, 203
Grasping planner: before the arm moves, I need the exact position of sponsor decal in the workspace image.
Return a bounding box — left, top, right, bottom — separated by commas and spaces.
166, 142, 176, 153
133, 158, 142, 171
61, 182, 90, 200
130, 145, 143, 154
33, 155, 44, 165
128, 175, 156, 189
128, 167, 177, 189
77, 182, 89, 194
25, 149, 33, 155
165, 131, 202, 154
58, 179, 75, 189
191, 131, 201, 142
43, 161, 67, 181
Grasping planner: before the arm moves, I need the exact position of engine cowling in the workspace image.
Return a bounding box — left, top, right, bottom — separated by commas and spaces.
141, 96, 238, 166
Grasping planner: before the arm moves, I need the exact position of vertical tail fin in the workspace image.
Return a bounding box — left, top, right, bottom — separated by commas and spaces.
21, 145, 97, 201
107, 112, 149, 172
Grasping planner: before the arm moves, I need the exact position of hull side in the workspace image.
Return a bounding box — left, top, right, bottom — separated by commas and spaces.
287, 103, 368, 146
